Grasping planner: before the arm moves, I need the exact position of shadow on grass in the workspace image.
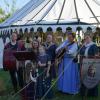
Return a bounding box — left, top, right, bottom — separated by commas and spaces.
0, 70, 100, 100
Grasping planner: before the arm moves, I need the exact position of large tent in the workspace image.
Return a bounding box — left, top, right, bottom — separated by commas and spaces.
0, 0, 100, 33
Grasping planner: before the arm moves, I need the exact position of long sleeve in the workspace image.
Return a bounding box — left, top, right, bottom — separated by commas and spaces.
56, 40, 68, 53
67, 43, 78, 56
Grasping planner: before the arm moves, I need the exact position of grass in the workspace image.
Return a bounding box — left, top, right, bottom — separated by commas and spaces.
0, 69, 100, 100
0, 70, 20, 100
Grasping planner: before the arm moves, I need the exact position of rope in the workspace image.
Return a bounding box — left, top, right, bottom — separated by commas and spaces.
41, 60, 73, 100
7, 68, 47, 100
40, 44, 85, 100
7, 42, 99, 100
7, 55, 60, 100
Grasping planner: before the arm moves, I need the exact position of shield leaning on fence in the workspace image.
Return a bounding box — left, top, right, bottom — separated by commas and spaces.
81, 57, 100, 89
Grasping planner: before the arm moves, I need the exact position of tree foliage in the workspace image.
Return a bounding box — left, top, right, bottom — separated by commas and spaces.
0, 0, 17, 23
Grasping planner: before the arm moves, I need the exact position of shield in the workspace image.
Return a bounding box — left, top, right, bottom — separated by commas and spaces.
81, 57, 100, 89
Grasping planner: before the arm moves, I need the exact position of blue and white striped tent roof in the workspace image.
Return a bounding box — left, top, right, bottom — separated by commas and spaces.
0, 0, 100, 33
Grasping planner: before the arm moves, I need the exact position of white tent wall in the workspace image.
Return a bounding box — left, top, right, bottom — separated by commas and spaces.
34, 24, 97, 32
0, 38, 4, 69
0, 29, 5, 35
0, 24, 96, 34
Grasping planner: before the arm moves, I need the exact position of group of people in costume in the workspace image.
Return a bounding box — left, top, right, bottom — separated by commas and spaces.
2, 27, 100, 100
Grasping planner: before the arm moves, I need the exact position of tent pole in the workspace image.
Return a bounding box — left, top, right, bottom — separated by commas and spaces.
25, 0, 52, 25
36, 0, 57, 24
74, 0, 80, 23
84, 0, 100, 26
57, 0, 66, 24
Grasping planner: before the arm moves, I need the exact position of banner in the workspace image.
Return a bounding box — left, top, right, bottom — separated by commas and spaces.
81, 58, 100, 89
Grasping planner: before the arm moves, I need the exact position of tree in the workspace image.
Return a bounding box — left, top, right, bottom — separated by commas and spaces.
0, 0, 17, 23
11, 0, 17, 14
4, 0, 17, 15
0, 8, 6, 23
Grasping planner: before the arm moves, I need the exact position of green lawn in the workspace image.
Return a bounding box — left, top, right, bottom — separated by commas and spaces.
0, 70, 100, 100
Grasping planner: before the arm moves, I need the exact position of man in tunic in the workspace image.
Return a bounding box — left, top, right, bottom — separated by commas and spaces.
4, 32, 25, 92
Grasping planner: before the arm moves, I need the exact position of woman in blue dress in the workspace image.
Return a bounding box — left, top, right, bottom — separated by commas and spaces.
57, 33, 80, 94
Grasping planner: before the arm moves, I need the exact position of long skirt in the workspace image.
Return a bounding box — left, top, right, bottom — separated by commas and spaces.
21, 82, 35, 100
50, 60, 56, 79
36, 68, 53, 99
21, 68, 53, 100
21, 69, 37, 100
58, 57, 80, 94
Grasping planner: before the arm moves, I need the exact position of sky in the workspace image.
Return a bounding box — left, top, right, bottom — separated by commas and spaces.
0, 0, 30, 13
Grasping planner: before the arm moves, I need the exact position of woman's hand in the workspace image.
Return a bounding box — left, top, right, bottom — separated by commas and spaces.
38, 61, 42, 66
38, 61, 46, 67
